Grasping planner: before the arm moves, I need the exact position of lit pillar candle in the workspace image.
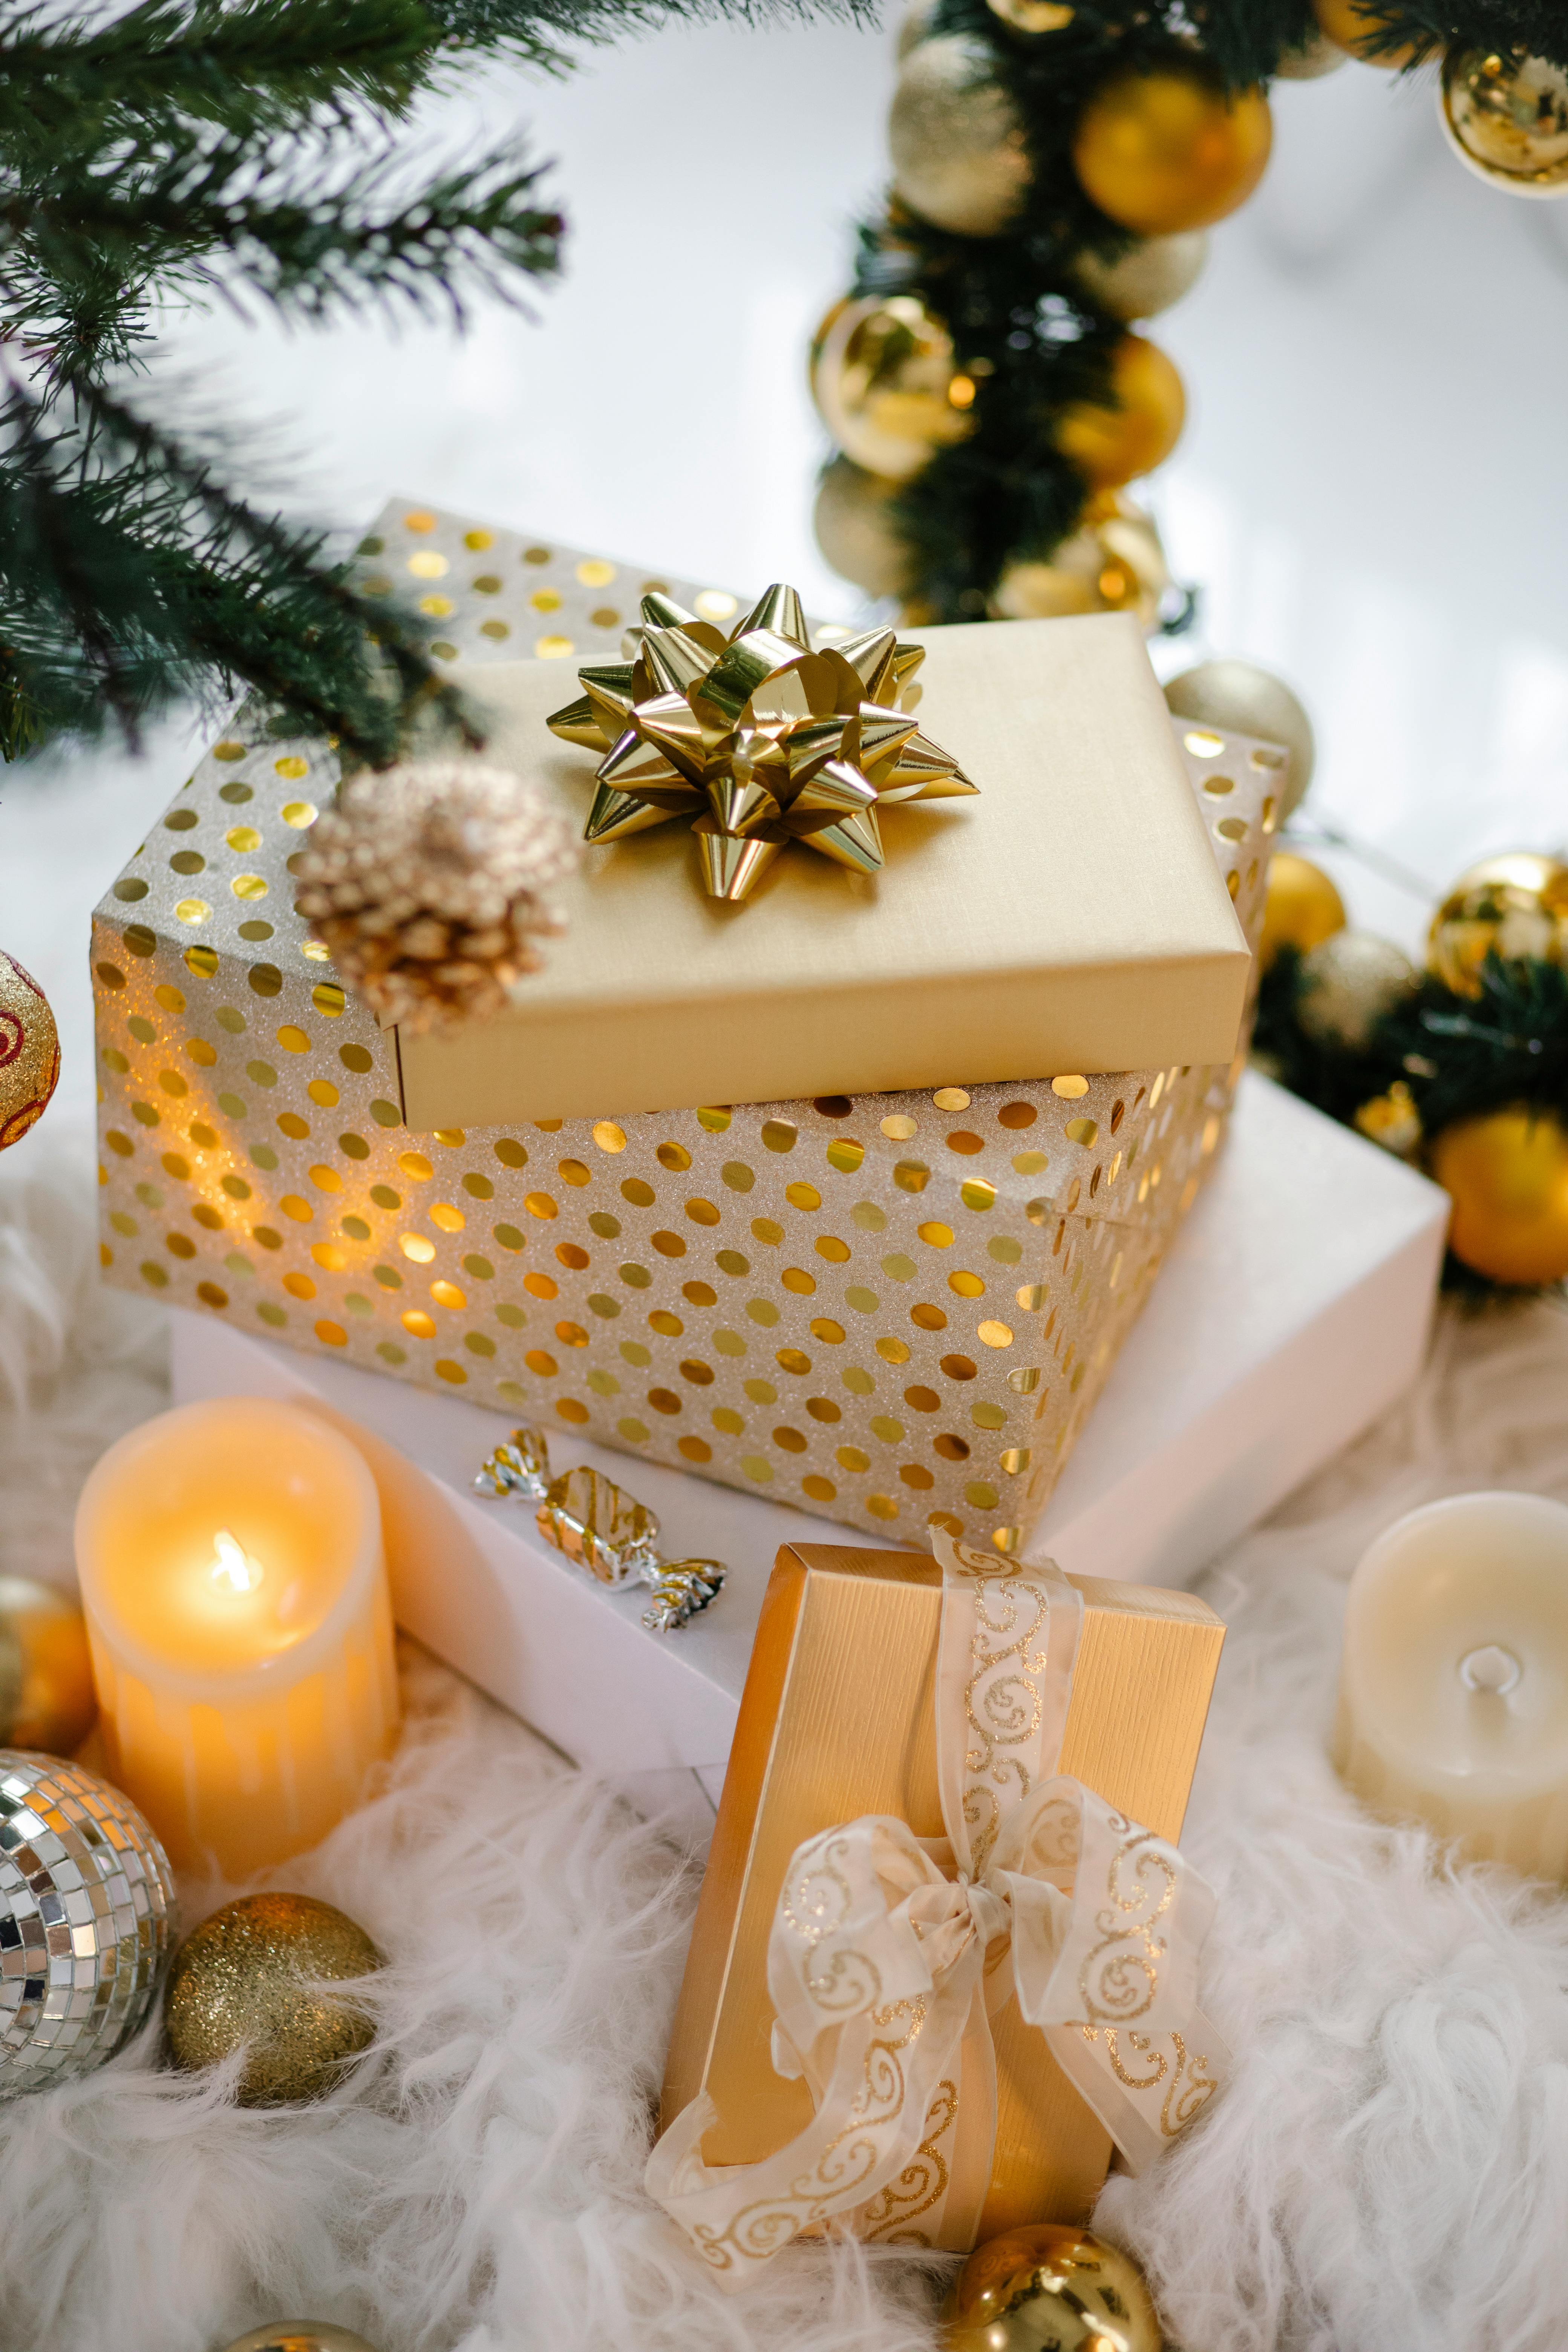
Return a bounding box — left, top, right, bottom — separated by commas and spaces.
74, 1398, 398, 1877
1334, 1491, 1568, 1881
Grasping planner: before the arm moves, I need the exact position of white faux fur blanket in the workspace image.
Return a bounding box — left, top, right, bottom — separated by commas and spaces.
2, 1124, 1566, 2352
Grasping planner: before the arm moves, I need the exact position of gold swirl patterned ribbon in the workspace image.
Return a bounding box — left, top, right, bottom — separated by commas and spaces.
645, 1533, 1228, 2283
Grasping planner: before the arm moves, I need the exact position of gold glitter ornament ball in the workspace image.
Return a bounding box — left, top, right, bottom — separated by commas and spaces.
1052, 333, 1185, 487
1430, 1110, 1568, 1289
1070, 228, 1208, 320
220, 2326, 380, 2352
0, 952, 60, 1153
942, 2222, 1161, 2352
889, 34, 1032, 236
1428, 853, 1568, 995
0, 1578, 95, 1755
1165, 658, 1315, 816
165, 1891, 382, 2106
1259, 852, 1346, 974
1297, 930, 1419, 1052
813, 456, 915, 599
0, 1752, 175, 2094
1441, 51, 1568, 194
1072, 67, 1272, 236
810, 293, 975, 481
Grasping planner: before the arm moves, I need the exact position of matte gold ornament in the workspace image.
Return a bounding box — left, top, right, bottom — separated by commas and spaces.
1052, 333, 1185, 487
1071, 228, 1208, 319
1312, 0, 1418, 65
809, 292, 975, 481
0, 1578, 95, 1754
812, 455, 914, 598
1355, 1079, 1423, 1160
547, 582, 975, 903
1259, 851, 1345, 973
1072, 68, 1272, 235
942, 2222, 1161, 2352
221, 2329, 380, 2352
1277, 26, 1349, 77
889, 35, 1032, 236
0, 952, 60, 1152
165, 1891, 381, 2106
1427, 853, 1568, 996
1430, 1109, 1568, 1288
1297, 930, 1418, 1052
1441, 50, 1568, 196
1165, 657, 1315, 816
992, 492, 1168, 627
896, 0, 936, 56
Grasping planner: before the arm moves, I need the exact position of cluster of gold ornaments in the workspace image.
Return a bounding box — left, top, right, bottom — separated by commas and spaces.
1261, 847, 1568, 1288
548, 580, 975, 902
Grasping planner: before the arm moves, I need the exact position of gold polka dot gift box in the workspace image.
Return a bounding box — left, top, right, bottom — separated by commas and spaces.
92, 502, 1282, 1560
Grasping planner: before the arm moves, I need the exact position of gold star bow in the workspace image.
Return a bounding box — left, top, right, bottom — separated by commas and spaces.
546, 582, 976, 903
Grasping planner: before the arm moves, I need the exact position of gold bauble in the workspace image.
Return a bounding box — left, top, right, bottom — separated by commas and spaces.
1296, 929, 1418, 1051
993, 493, 1168, 627
942, 2222, 1161, 2352
1312, 0, 1419, 65
889, 35, 1032, 236
1259, 851, 1346, 973
810, 293, 974, 482
986, 0, 1073, 28
812, 456, 914, 599
1164, 658, 1316, 816
1430, 1110, 1568, 1288
1072, 69, 1272, 235
220, 2329, 380, 2352
1071, 228, 1208, 319
1355, 1080, 1423, 1160
1277, 27, 1349, 78
0, 1577, 95, 1753
896, 0, 937, 59
1441, 49, 1568, 196
1053, 333, 1185, 487
0, 952, 60, 1152
1427, 853, 1568, 996
165, 1892, 382, 2107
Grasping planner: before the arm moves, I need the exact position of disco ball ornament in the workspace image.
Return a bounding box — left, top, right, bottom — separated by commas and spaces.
0, 1752, 175, 2093
0, 952, 60, 1153
942, 2222, 1161, 2352
219, 2327, 381, 2352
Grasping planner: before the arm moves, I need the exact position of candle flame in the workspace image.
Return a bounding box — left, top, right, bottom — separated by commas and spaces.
210, 1527, 264, 1595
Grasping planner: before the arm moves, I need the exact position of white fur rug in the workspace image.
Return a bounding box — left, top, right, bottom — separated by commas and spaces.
3, 1125, 1567, 2352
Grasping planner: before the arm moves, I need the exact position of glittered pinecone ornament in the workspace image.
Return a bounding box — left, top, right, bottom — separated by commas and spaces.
295, 762, 577, 1034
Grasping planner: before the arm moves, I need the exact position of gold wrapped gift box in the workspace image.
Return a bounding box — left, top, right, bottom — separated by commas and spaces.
91, 502, 1283, 1557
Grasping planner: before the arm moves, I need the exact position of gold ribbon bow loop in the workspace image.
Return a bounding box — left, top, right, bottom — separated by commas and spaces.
646, 1542, 1228, 2288
547, 582, 977, 902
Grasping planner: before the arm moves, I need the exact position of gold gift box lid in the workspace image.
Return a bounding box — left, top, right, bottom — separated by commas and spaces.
659, 1541, 1225, 2241
396, 613, 1251, 1130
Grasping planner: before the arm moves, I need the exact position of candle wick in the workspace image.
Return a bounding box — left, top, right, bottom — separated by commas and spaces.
1458, 1643, 1522, 1697
210, 1528, 263, 1595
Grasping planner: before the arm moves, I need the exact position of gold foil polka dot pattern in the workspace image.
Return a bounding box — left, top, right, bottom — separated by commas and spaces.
93, 507, 1274, 1556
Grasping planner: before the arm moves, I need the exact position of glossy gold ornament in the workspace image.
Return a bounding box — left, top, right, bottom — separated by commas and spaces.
1430, 1110, 1568, 1288
547, 582, 975, 903
1165, 658, 1315, 816
986, 0, 1073, 28
1427, 853, 1568, 995
1053, 333, 1185, 487
889, 34, 1032, 236
1441, 49, 1568, 195
0, 953, 59, 1153
1297, 930, 1418, 1051
1312, 0, 1419, 64
0, 1578, 95, 1754
1355, 1080, 1423, 1160
812, 456, 914, 599
992, 492, 1168, 627
809, 293, 974, 481
220, 2329, 380, 2352
1072, 68, 1272, 236
1259, 851, 1346, 973
942, 2222, 1161, 2352
165, 1891, 381, 2106
1071, 228, 1208, 319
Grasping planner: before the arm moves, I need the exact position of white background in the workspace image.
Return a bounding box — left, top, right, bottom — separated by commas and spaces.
8, 12, 1568, 1111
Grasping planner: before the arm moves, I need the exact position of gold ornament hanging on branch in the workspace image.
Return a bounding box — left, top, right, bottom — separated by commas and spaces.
1312, 0, 1419, 65
1441, 49, 1568, 196
811, 457, 915, 600
889, 33, 1032, 235
1426, 853, 1568, 995
992, 492, 1168, 626
809, 292, 975, 481
1052, 331, 1185, 486
1072, 66, 1273, 235
1070, 228, 1208, 320
1430, 1109, 1568, 1288
549, 585, 975, 903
